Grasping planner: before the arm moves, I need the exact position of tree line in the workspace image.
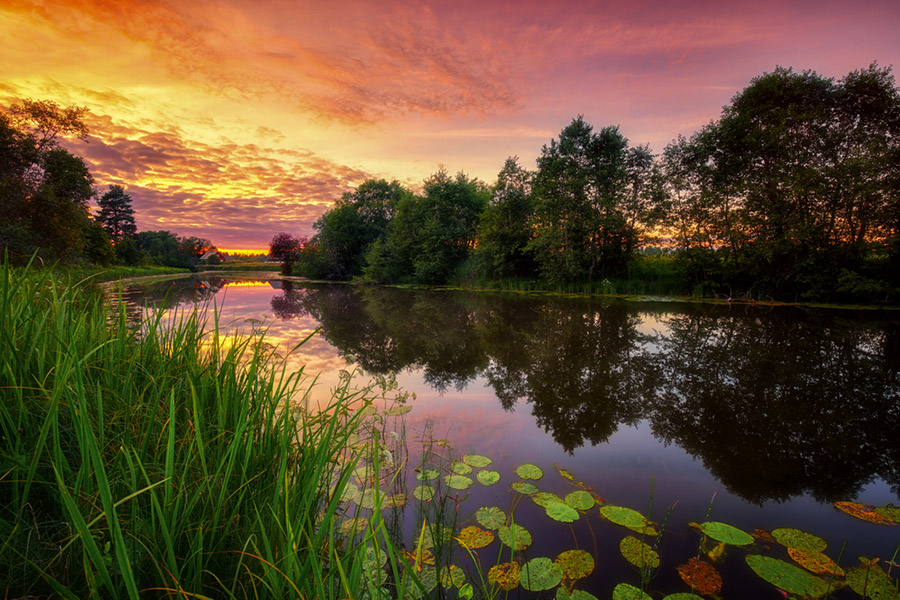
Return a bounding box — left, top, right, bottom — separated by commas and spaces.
275, 64, 900, 302
0, 99, 215, 269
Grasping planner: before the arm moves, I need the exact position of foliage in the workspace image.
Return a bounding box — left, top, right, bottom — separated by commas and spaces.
137, 229, 213, 270
529, 117, 642, 283
475, 156, 536, 278
96, 184, 137, 241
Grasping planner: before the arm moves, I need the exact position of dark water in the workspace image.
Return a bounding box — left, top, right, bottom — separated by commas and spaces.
114, 274, 900, 599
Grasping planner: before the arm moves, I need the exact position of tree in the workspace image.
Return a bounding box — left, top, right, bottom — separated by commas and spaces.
0, 99, 94, 261
306, 179, 409, 280
365, 169, 488, 284
660, 64, 900, 299
528, 117, 637, 283
96, 184, 137, 241
268, 232, 304, 275
476, 157, 535, 278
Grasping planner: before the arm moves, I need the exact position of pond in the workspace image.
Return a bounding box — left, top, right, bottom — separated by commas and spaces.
111, 273, 900, 599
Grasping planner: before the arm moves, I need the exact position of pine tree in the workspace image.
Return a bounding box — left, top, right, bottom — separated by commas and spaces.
96, 184, 136, 241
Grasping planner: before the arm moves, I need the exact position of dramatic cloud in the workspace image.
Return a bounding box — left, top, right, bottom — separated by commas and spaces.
1, 0, 897, 248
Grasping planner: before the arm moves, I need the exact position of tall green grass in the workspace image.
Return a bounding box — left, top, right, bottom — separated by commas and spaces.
0, 262, 391, 598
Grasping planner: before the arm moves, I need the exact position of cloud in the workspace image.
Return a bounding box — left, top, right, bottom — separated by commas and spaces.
65, 112, 373, 247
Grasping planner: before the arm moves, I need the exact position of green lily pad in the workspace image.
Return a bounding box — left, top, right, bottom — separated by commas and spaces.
422, 525, 453, 549
511, 482, 539, 494
412, 485, 435, 501
521, 557, 563, 592
477, 470, 500, 486
599, 505, 658, 535
440, 565, 465, 588
385, 405, 412, 416
556, 549, 594, 580
620, 536, 660, 569
416, 468, 440, 481
476, 506, 506, 530
875, 506, 900, 525
488, 562, 520, 591
404, 565, 437, 599
557, 589, 599, 600
340, 483, 362, 503
696, 521, 754, 546
498, 523, 532, 551
533, 492, 565, 508
772, 528, 827, 553
463, 454, 492, 468
546, 502, 580, 523
451, 461, 473, 475
612, 583, 653, 600
565, 490, 595, 511
457, 526, 494, 549
847, 559, 900, 600
516, 463, 543, 480
445, 475, 473, 490
746, 555, 829, 597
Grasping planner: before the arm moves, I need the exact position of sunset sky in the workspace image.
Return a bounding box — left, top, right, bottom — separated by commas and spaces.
2, 0, 898, 251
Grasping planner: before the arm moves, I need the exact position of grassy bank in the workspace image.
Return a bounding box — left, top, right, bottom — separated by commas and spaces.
0, 264, 401, 598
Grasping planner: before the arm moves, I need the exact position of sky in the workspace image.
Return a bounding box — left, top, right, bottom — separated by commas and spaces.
1, 0, 899, 251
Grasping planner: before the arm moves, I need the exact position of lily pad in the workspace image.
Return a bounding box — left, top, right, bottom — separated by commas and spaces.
746, 555, 829, 598
546, 502, 580, 523
422, 525, 453, 549
445, 474, 473, 490
599, 505, 658, 535
412, 485, 435, 501
787, 547, 845, 577
516, 463, 544, 480
440, 565, 465, 588
875, 505, 900, 524
416, 468, 440, 481
620, 536, 660, 569
847, 559, 900, 600
557, 589, 599, 600
612, 583, 653, 600
772, 528, 827, 553
835, 502, 899, 526
340, 483, 362, 503
463, 454, 492, 468
457, 526, 494, 549
556, 549, 594, 580
521, 557, 563, 592
695, 521, 754, 546
488, 562, 521, 591
533, 492, 566, 508
404, 565, 437, 599
676, 558, 722, 596
477, 470, 500, 486
498, 523, 533, 551
383, 493, 407, 508
451, 461, 473, 475
511, 482, 539, 495
385, 405, 412, 416
565, 490, 595, 511
475, 506, 506, 530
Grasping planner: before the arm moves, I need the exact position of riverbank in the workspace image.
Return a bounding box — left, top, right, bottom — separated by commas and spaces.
0, 265, 386, 598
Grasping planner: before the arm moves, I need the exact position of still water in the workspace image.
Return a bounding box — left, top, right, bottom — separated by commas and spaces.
114, 273, 900, 599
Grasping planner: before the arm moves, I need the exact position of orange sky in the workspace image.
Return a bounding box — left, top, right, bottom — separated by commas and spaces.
2, 0, 898, 250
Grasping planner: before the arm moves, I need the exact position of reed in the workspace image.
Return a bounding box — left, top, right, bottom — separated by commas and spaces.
0, 261, 384, 598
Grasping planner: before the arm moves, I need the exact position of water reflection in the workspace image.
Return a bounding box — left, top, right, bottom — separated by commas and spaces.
116, 277, 900, 505
290, 285, 900, 504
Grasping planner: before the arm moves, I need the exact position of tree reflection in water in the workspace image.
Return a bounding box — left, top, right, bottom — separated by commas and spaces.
292, 285, 900, 504
120, 279, 900, 504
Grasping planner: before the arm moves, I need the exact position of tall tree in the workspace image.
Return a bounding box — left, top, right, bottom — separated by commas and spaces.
476, 157, 535, 278
529, 117, 636, 283
365, 169, 488, 284
96, 184, 137, 241
0, 99, 94, 261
